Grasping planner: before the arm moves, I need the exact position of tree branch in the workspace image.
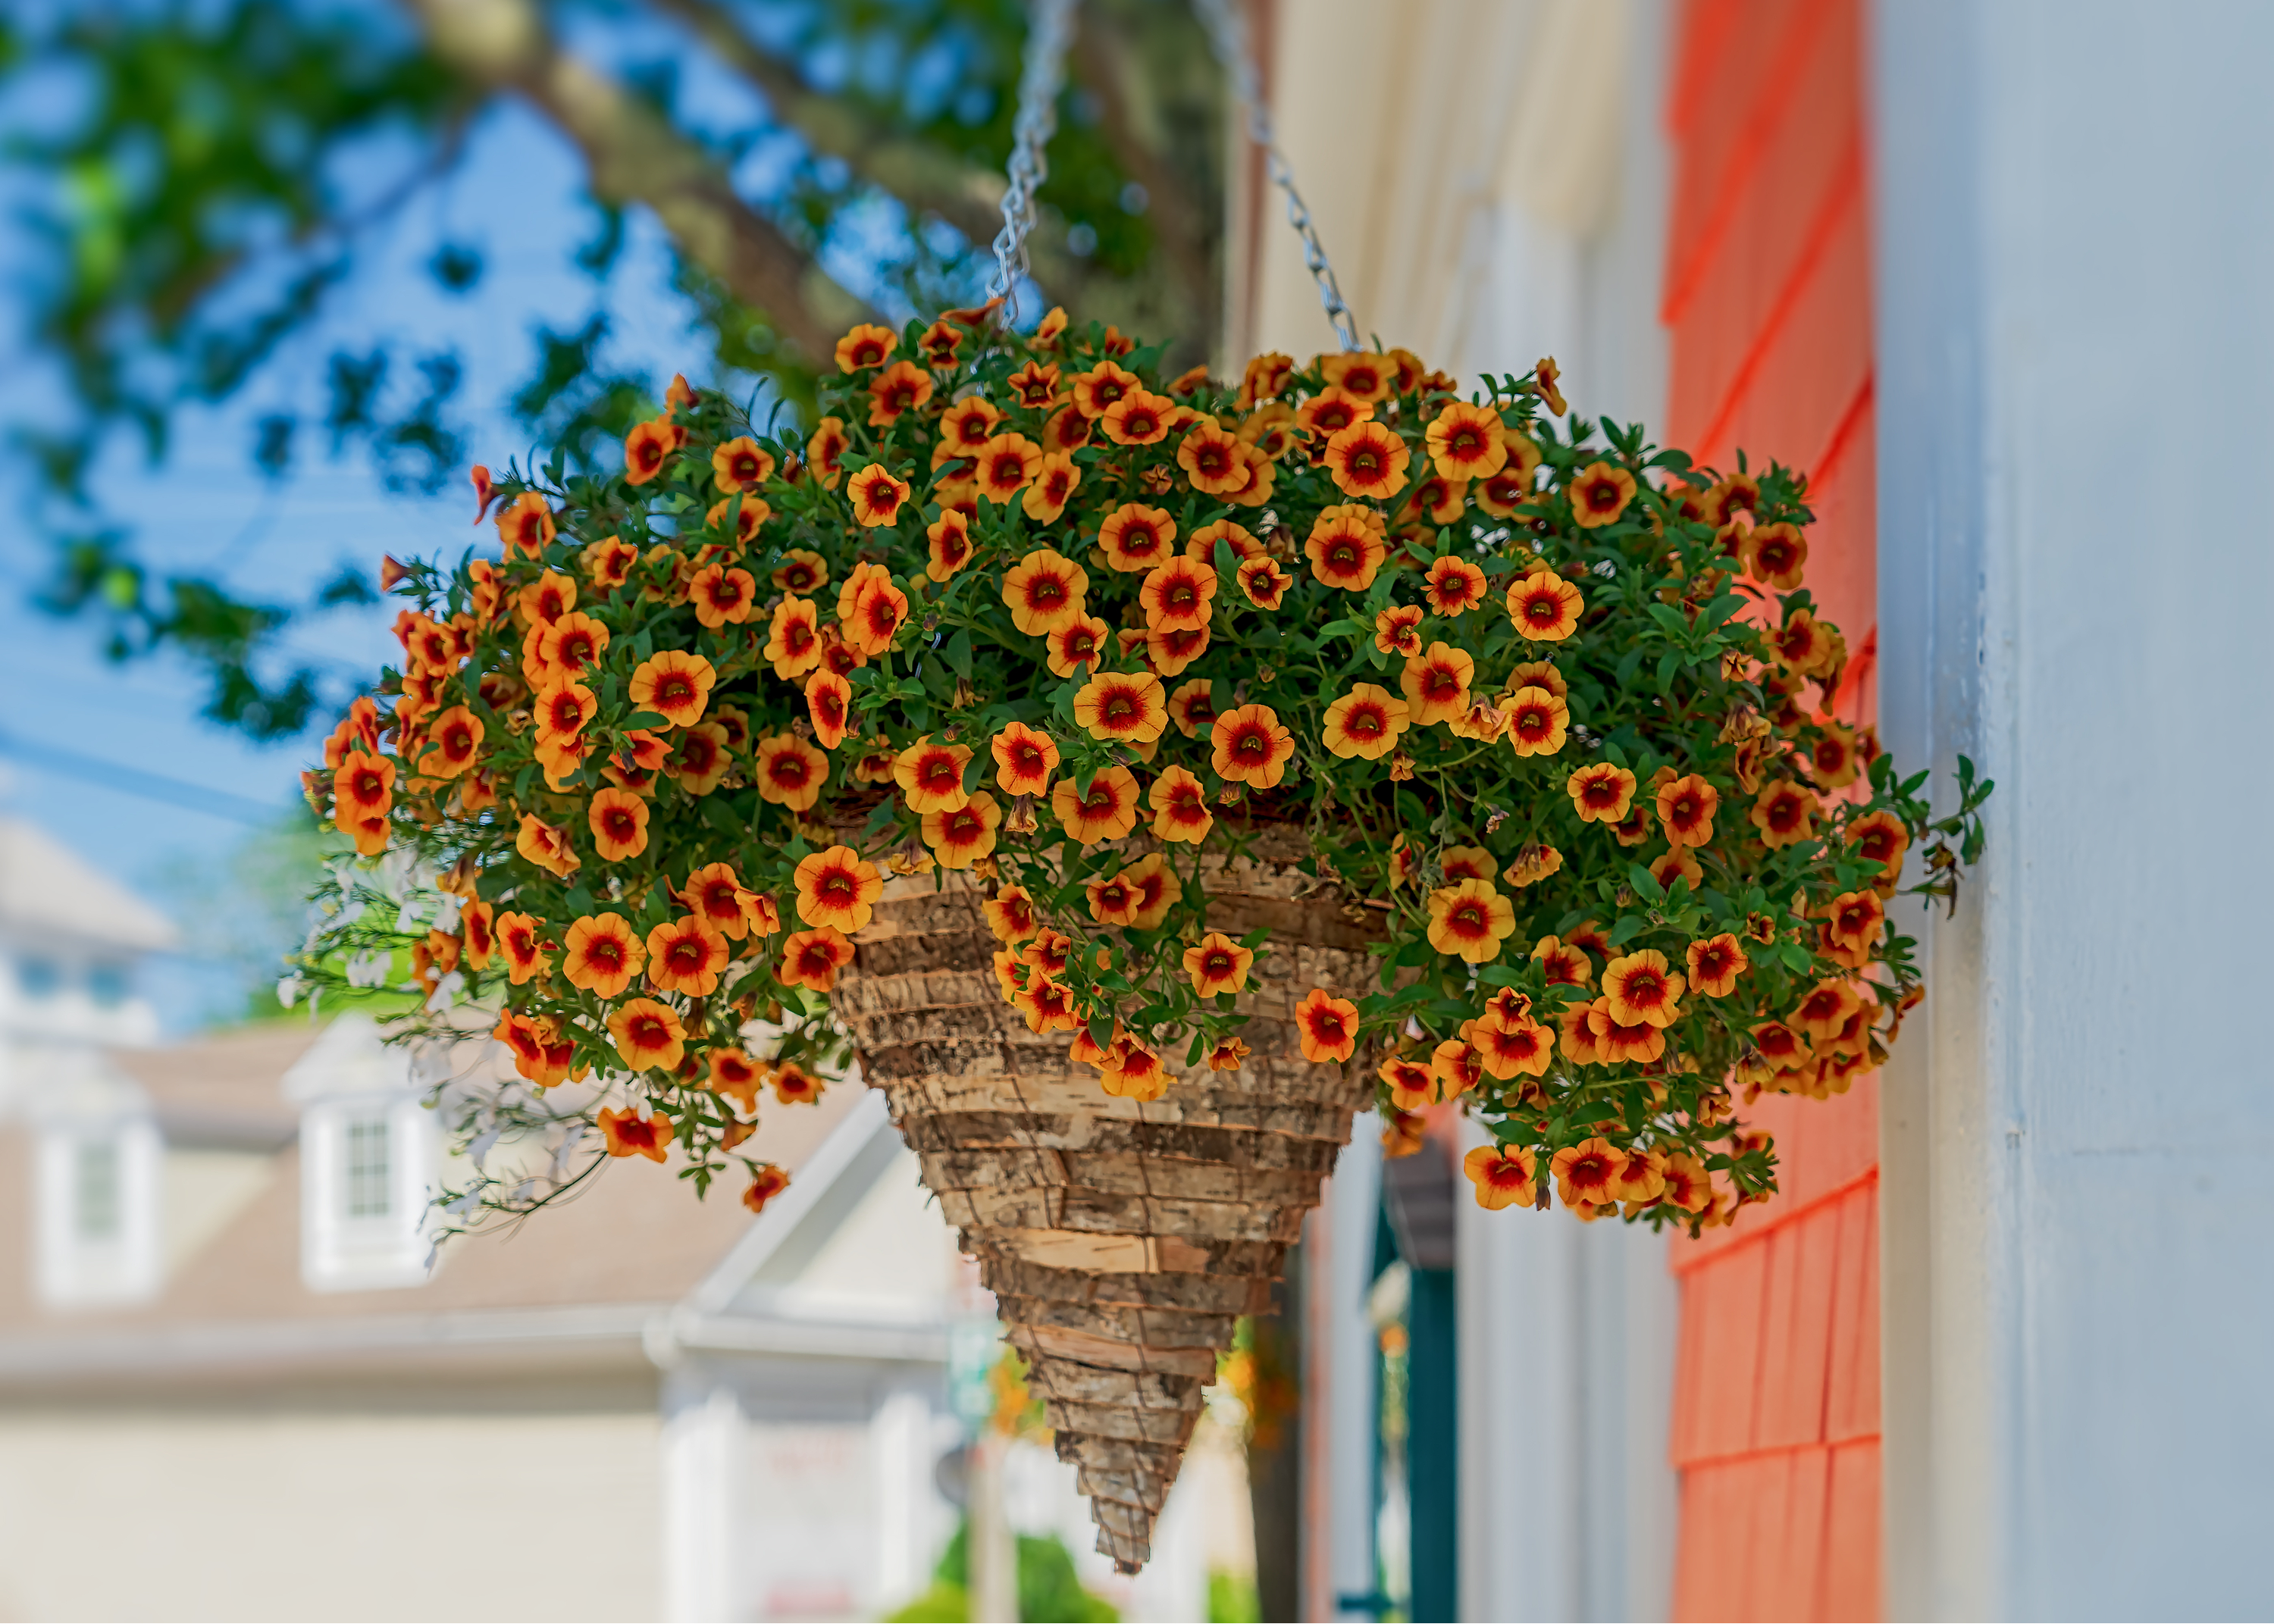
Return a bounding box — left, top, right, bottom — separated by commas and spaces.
1070, 12, 1214, 336
404, 0, 858, 365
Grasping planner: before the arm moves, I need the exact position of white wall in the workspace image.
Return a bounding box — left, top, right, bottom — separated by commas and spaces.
1873, 2, 2274, 1616
0, 1403, 662, 1622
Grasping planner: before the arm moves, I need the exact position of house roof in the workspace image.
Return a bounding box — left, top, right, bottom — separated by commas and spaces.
0, 1019, 880, 1386
0, 818, 177, 956
108, 1022, 316, 1147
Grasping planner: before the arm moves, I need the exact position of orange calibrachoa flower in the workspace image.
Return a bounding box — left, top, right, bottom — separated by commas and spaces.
599, 1107, 675, 1162
646, 915, 728, 997
975, 433, 1042, 502
629, 651, 714, 727
1003, 548, 1088, 634
623, 418, 679, 486
1023, 452, 1081, 521
742, 1164, 792, 1213
1567, 762, 1638, 823
1423, 555, 1489, 617
847, 463, 911, 527
983, 885, 1039, 944
1323, 684, 1409, 760
1568, 461, 1637, 527
1425, 402, 1508, 480
1296, 989, 1360, 1064
925, 510, 975, 582
515, 812, 580, 880
1098, 503, 1176, 573
838, 561, 910, 655
772, 1062, 825, 1106
1400, 643, 1474, 727
1073, 669, 1168, 745
867, 359, 933, 425
494, 910, 550, 984
1101, 387, 1174, 446
1140, 556, 1217, 631
1323, 419, 1409, 499
991, 721, 1059, 797
496, 490, 555, 558
1182, 932, 1253, 997
1551, 1137, 1622, 1207
1212, 703, 1295, 787
713, 436, 775, 493
1687, 934, 1749, 996
1657, 774, 1719, 847
1602, 950, 1684, 1028
1464, 1144, 1538, 1210
588, 787, 650, 862
1305, 505, 1387, 590
794, 846, 884, 932
894, 737, 973, 814
564, 912, 644, 997
834, 322, 895, 372
1046, 615, 1109, 677
754, 734, 828, 811
1427, 880, 1517, 963
688, 562, 756, 628
1751, 780, 1821, 849
1508, 568, 1584, 640
1502, 687, 1570, 756
778, 927, 854, 993
1239, 555, 1293, 609
1051, 765, 1141, 843
1070, 358, 1139, 418
923, 793, 1001, 868
807, 669, 854, 751
1148, 765, 1214, 843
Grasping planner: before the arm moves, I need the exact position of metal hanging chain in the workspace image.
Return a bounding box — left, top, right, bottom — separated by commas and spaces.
985, 0, 1080, 322
1190, 0, 1363, 353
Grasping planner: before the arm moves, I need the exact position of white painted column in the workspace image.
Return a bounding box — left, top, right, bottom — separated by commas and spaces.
660, 1374, 744, 1622
1874, 2, 2274, 1616
1310, 1112, 1383, 1622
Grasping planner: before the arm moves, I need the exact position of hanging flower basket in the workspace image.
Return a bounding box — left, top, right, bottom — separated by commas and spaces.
296, 308, 1987, 1568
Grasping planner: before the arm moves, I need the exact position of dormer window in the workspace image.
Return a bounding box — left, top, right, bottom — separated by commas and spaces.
88, 963, 130, 1008
35, 1118, 161, 1307
18, 957, 61, 1000
344, 1115, 393, 1220
285, 1019, 437, 1293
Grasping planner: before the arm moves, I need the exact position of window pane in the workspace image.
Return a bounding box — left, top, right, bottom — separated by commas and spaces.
75, 1141, 121, 1242
345, 1117, 391, 1219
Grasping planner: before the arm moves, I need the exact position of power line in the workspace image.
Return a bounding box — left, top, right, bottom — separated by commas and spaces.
0, 731, 287, 826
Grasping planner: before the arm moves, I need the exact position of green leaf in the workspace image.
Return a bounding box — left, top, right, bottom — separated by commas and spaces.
1088, 1011, 1117, 1050
944, 628, 973, 680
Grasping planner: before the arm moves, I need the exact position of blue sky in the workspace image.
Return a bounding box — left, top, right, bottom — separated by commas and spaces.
0, 100, 728, 1031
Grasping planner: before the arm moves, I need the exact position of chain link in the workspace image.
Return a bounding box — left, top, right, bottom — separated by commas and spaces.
985, 0, 1080, 323
1190, 0, 1363, 353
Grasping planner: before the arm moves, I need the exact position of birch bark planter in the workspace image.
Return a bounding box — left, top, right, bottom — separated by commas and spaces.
832, 830, 1380, 1569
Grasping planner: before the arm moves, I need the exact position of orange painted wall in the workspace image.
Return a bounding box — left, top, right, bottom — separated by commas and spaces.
1663, 1, 1882, 1618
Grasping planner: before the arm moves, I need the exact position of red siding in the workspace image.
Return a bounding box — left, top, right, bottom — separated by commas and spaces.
1664, 0, 1881, 1616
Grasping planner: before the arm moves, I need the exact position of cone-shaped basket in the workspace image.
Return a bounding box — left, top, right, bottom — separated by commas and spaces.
832, 828, 1378, 1570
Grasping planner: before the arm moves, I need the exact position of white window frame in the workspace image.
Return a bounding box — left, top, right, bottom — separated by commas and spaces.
299, 1096, 437, 1292
35, 1117, 161, 1307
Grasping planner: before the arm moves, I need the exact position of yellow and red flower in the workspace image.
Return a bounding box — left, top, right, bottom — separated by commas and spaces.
1508, 568, 1584, 640
1323, 418, 1410, 499
985, 721, 1057, 799
1002, 548, 1089, 635
805, 670, 854, 752
493, 910, 550, 984
688, 562, 756, 629
599, 1106, 675, 1162
1183, 931, 1254, 998
1464, 1144, 1538, 1210
713, 435, 775, 493
1743, 521, 1807, 590
1822, 889, 1886, 965
1296, 386, 1372, 439
770, 1061, 824, 1106
1295, 988, 1360, 1064
1323, 684, 1410, 760
678, 862, 752, 941
1097, 502, 1177, 574
1427, 879, 1517, 963
1684, 933, 1749, 997
972, 431, 1042, 502
837, 561, 910, 656
1602, 949, 1685, 1028
1101, 387, 1175, 446
514, 813, 580, 881
922, 792, 1001, 869
1022, 452, 1081, 521
1470, 1012, 1555, 1080
794, 845, 884, 932
1551, 1137, 1623, 1206
587, 787, 650, 862
1212, 703, 1295, 787
628, 650, 714, 728
1399, 643, 1474, 727
984, 885, 1039, 944
1321, 351, 1394, 401
1050, 765, 1141, 843
1749, 779, 1821, 849
1535, 356, 1568, 415
754, 733, 828, 811
643, 916, 727, 997
1070, 359, 1140, 419
1148, 765, 1214, 843
866, 358, 933, 425
623, 418, 680, 487
1176, 424, 1250, 495
497, 490, 554, 559
1305, 504, 1387, 591
1139, 556, 1217, 632
1380, 1053, 1440, 1112
834, 322, 896, 373
891, 736, 972, 815
763, 596, 824, 681
1097, 1041, 1169, 1102
1073, 669, 1168, 745
846, 463, 911, 527
564, 912, 644, 996
1421, 555, 1489, 618
1568, 460, 1636, 527
778, 927, 855, 993
1424, 401, 1508, 481
742, 1164, 791, 1213
1656, 773, 1719, 846
1237, 555, 1293, 609
1007, 359, 1062, 408
1566, 762, 1638, 823
1145, 622, 1211, 676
